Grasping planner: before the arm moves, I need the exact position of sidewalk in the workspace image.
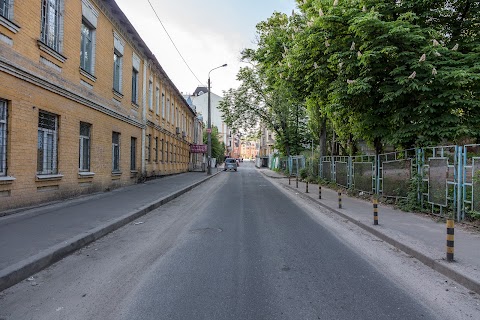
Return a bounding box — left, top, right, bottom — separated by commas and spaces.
0, 171, 220, 291
260, 168, 480, 294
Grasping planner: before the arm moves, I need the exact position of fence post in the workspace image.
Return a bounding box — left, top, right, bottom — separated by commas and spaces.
446, 218, 454, 261
319, 185, 321, 199
306, 181, 309, 193
296, 175, 298, 188
373, 198, 378, 225
289, 175, 291, 185
338, 191, 342, 209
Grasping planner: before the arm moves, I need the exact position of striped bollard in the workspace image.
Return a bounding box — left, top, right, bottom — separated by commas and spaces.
296, 176, 299, 188
446, 219, 454, 262
306, 181, 309, 193
319, 185, 321, 199
338, 191, 342, 209
373, 199, 379, 225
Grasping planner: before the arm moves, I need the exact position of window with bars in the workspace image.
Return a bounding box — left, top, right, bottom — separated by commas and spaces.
37, 111, 58, 175
41, 0, 62, 52
146, 134, 151, 162
112, 132, 120, 171
79, 122, 91, 171
161, 138, 164, 162
80, 20, 94, 74
165, 142, 169, 163
0, 100, 7, 176
113, 51, 122, 93
130, 137, 136, 170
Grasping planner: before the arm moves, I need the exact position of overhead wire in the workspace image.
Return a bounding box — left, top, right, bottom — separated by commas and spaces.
146, 0, 203, 85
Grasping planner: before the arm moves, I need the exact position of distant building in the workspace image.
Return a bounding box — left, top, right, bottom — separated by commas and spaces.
259, 125, 276, 156
183, 86, 229, 153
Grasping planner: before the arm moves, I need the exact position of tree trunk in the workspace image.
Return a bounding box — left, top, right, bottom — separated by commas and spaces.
374, 137, 383, 156
319, 117, 327, 159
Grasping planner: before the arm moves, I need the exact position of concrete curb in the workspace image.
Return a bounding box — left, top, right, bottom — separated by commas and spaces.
0, 172, 221, 292
261, 171, 480, 295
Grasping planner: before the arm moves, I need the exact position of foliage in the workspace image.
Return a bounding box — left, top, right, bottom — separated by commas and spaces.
203, 126, 224, 162
299, 167, 308, 180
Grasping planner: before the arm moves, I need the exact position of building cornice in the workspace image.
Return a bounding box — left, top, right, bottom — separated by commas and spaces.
0, 58, 144, 128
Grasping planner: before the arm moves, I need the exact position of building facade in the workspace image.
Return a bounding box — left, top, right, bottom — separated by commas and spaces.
184, 86, 229, 150
0, 0, 197, 211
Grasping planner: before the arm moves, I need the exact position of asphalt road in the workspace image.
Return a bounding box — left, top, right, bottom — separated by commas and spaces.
118, 163, 434, 320
1, 162, 478, 319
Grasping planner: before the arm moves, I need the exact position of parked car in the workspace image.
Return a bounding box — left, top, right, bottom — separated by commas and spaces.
224, 158, 238, 171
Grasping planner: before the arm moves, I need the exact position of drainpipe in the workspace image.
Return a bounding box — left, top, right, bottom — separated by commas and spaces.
141, 60, 147, 174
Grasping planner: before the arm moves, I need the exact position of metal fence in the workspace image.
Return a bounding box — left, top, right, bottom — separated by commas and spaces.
317, 145, 480, 221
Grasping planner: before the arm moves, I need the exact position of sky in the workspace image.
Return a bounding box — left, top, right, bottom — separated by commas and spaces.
115, 0, 297, 96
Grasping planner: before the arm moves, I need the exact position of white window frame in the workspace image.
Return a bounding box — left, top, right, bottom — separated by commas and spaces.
0, 0, 12, 19
113, 51, 123, 93
80, 20, 95, 74
166, 97, 170, 122
37, 111, 58, 175
162, 91, 166, 118
155, 86, 160, 115
148, 79, 153, 110
112, 132, 120, 172
41, 0, 64, 52
113, 32, 125, 93
79, 122, 91, 172
0, 100, 7, 176
131, 67, 138, 104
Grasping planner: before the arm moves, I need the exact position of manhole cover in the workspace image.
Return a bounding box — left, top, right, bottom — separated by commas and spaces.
190, 227, 223, 234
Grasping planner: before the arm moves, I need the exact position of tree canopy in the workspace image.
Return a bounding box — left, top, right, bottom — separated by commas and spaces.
220, 0, 480, 157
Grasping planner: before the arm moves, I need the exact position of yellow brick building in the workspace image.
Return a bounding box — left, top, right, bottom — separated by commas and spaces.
0, 0, 199, 211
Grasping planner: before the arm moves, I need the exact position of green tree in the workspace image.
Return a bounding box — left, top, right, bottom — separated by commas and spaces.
203, 126, 224, 162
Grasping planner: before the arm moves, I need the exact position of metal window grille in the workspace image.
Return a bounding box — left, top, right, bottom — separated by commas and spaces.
161, 139, 164, 162
166, 142, 169, 163
155, 137, 158, 162
0, 100, 7, 176
112, 132, 120, 171
37, 111, 58, 174
79, 122, 91, 171
146, 134, 151, 162
130, 137, 136, 170
0, 0, 9, 18
113, 52, 122, 92
131, 68, 138, 103
41, 0, 61, 51
80, 21, 93, 73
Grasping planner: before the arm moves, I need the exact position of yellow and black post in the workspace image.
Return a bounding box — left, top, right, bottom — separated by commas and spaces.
373, 198, 379, 225
306, 181, 309, 193
338, 191, 342, 209
446, 218, 454, 262
296, 175, 299, 188
319, 185, 321, 199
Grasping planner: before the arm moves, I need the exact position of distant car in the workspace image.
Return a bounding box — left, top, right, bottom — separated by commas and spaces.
224, 158, 238, 171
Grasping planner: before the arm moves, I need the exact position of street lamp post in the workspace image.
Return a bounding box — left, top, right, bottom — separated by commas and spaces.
207, 63, 227, 175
